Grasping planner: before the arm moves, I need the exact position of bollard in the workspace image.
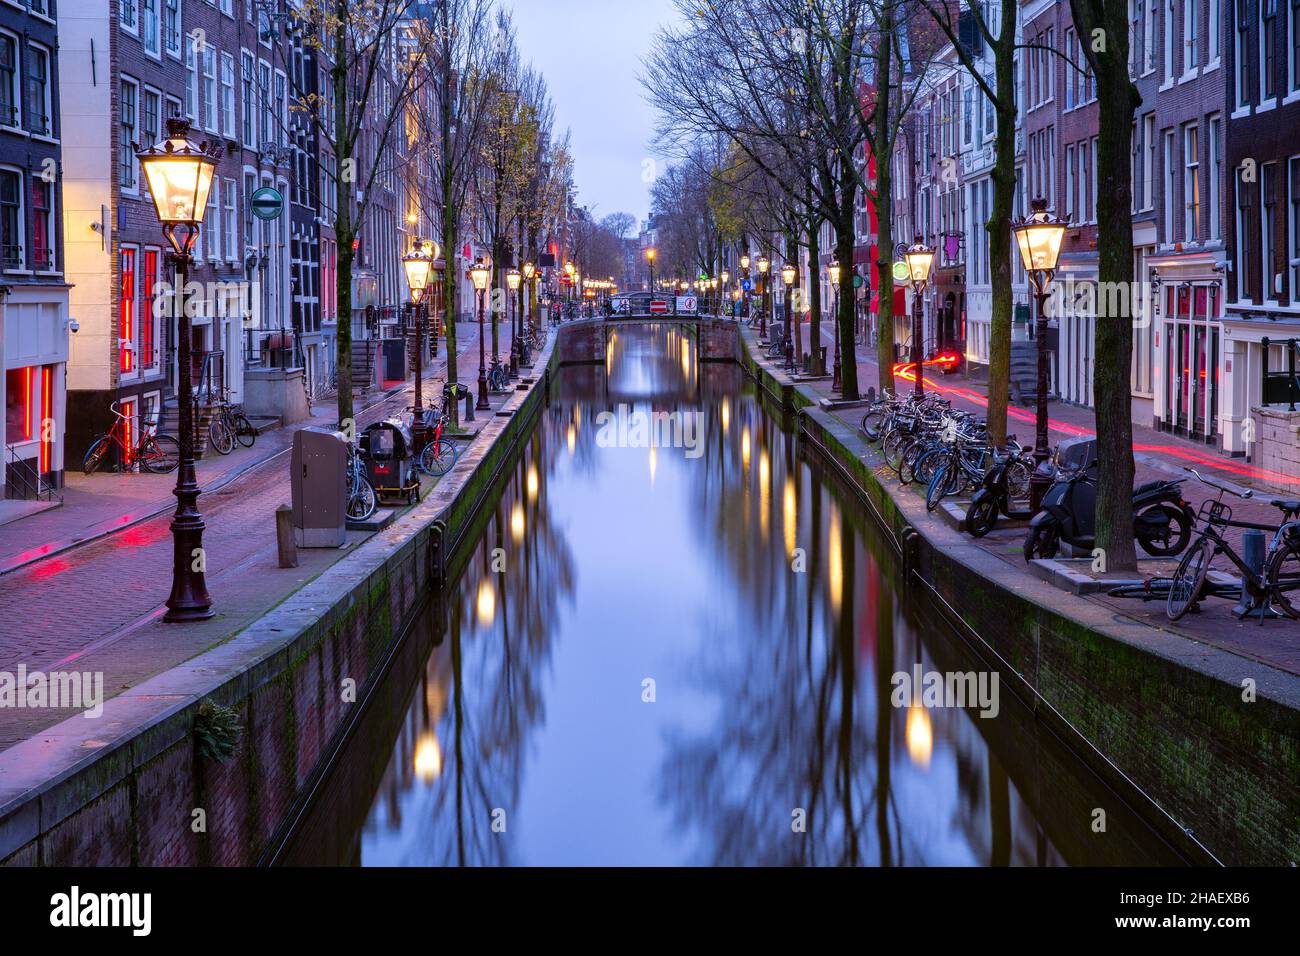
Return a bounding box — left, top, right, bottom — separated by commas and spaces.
463, 387, 475, 423
1233, 529, 1267, 619
276, 505, 298, 569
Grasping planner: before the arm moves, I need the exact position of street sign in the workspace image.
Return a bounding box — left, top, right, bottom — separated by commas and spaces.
650, 300, 668, 314
678, 295, 698, 313
250, 187, 284, 221
742, 279, 753, 292
891, 261, 910, 282
853, 274, 865, 289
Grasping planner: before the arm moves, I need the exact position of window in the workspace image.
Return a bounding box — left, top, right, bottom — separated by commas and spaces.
142, 88, 160, 150
121, 0, 138, 33
1164, 0, 1176, 81
1292, 0, 1300, 92
0, 35, 16, 128
1163, 129, 1176, 241
206, 179, 220, 261
259, 62, 273, 146
5, 367, 30, 444
202, 45, 217, 131
120, 78, 139, 190
185, 34, 197, 121
1130, 0, 1143, 76
1088, 138, 1098, 221
1209, 115, 1222, 238
1066, 144, 1076, 219
24, 44, 49, 136
1142, 113, 1156, 210
1184, 124, 1201, 240
274, 71, 287, 148
1264, 0, 1279, 101
31, 178, 52, 270
1289, 157, 1300, 299
241, 50, 256, 147
223, 177, 236, 260
143, 0, 160, 57
1184, 0, 1199, 70
1209, 0, 1222, 62
220, 52, 235, 137
1145, 0, 1159, 71
165, 0, 181, 57
961, 83, 972, 145
120, 248, 136, 374
1065, 27, 1077, 108
1236, 169, 1255, 299
142, 249, 160, 371
1237, 0, 1252, 106
0, 169, 20, 267
1263, 162, 1279, 297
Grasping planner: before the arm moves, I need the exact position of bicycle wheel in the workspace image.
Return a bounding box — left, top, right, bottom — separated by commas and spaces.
83, 436, 111, 476
1167, 538, 1214, 621
233, 414, 257, 448
861, 408, 883, 441
1264, 537, 1300, 618
1005, 458, 1032, 500
420, 440, 459, 477
966, 497, 998, 537
347, 477, 377, 521
898, 441, 926, 486
926, 466, 950, 512
139, 434, 180, 474
208, 418, 235, 455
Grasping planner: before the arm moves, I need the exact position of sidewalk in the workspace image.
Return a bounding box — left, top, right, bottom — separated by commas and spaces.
0, 322, 519, 751
755, 327, 1300, 679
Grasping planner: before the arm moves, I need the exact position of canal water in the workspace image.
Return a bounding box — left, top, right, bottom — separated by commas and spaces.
282, 324, 1185, 867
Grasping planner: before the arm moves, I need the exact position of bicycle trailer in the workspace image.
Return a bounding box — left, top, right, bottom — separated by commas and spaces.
360, 420, 420, 505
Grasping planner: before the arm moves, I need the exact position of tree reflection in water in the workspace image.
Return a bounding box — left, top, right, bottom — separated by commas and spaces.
341, 324, 1175, 867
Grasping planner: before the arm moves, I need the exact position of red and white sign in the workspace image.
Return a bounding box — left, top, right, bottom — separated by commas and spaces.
649, 299, 668, 314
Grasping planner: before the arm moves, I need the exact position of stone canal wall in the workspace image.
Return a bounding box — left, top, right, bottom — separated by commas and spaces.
739, 328, 1300, 867
0, 339, 563, 867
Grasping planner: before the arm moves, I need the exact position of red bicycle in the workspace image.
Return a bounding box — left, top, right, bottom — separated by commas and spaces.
83, 401, 180, 475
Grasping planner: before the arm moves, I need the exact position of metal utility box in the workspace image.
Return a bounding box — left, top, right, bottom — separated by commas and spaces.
291, 427, 348, 547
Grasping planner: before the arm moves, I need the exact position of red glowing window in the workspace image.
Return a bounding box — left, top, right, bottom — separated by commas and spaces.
6, 366, 30, 444
39, 366, 52, 473
141, 249, 158, 370
120, 248, 136, 373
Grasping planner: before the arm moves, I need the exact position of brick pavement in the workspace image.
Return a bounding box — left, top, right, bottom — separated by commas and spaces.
0, 322, 523, 751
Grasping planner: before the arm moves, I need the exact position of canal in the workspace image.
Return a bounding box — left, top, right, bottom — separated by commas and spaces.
279, 323, 1186, 866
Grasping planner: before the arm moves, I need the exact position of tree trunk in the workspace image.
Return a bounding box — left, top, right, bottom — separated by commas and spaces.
1072, 0, 1140, 571
871, 17, 895, 397
806, 196, 823, 375
332, 12, 353, 429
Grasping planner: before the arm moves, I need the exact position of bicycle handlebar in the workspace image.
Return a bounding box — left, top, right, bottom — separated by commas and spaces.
1186, 468, 1254, 499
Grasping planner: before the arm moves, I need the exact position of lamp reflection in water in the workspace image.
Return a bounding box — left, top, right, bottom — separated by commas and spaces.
476, 578, 496, 627
567, 423, 577, 455
526, 463, 539, 502
741, 427, 751, 470
510, 502, 525, 543
906, 704, 934, 768
720, 398, 730, 434
759, 449, 770, 539
828, 508, 843, 615
649, 446, 658, 485
783, 476, 797, 559
414, 732, 443, 782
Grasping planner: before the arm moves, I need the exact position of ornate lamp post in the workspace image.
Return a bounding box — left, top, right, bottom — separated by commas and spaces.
741, 253, 751, 320
903, 238, 935, 399
828, 259, 843, 392
757, 254, 771, 339
564, 260, 575, 306
137, 117, 217, 623
402, 243, 434, 412
506, 267, 522, 378
646, 247, 657, 297
720, 270, 730, 317
471, 258, 491, 410
1013, 198, 1068, 511
522, 261, 536, 337
781, 263, 797, 371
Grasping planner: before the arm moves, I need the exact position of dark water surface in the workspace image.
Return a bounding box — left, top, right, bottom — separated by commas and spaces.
284, 324, 1185, 867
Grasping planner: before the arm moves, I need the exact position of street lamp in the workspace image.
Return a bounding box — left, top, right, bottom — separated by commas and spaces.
781, 263, 797, 371
522, 261, 536, 337
403, 244, 434, 413
828, 259, 843, 391
646, 247, 657, 296
757, 254, 771, 339
1013, 197, 1068, 511
471, 258, 491, 410
506, 267, 522, 378
137, 116, 217, 623
903, 237, 935, 399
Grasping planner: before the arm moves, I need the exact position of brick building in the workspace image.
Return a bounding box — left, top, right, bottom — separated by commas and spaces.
0, 0, 68, 498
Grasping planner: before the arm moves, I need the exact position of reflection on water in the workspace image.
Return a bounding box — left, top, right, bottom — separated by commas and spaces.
292, 324, 1184, 867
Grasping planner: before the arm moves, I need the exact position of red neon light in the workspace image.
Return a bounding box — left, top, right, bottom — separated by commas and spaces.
40, 367, 52, 473
22, 366, 31, 439
122, 401, 134, 467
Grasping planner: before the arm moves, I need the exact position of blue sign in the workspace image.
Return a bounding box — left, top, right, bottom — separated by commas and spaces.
742, 279, 753, 292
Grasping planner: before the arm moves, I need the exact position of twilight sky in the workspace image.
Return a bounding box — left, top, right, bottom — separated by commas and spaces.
500, 0, 682, 229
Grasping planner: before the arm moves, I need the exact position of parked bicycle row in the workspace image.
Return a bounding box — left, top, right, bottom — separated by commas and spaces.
858, 390, 1300, 624
82, 394, 258, 477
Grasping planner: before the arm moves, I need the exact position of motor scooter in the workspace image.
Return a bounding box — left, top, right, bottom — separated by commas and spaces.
1023, 464, 1195, 561
965, 438, 1034, 537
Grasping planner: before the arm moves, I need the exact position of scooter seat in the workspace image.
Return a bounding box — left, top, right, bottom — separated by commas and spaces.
1134, 480, 1174, 495
1270, 498, 1300, 514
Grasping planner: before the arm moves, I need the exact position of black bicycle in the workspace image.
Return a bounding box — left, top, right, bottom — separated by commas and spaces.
1166, 470, 1300, 622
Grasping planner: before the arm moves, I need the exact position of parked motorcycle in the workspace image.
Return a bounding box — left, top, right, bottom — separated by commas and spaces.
1022, 466, 1195, 561
965, 440, 1035, 537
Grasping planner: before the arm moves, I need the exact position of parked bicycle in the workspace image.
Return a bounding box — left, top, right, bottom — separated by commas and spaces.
417, 404, 460, 477
206, 393, 257, 455
345, 443, 377, 521
83, 401, 180, 476
1166, 469, 1300, 622
487, 357, 511, 391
